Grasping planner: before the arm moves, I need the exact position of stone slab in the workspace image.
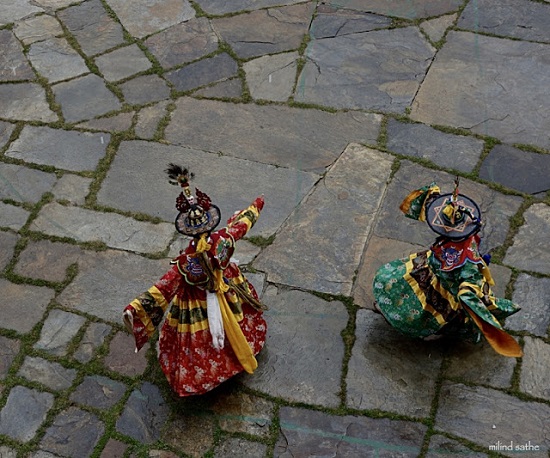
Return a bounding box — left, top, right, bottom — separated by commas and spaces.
13, 14, 64, 45
386, 119, 484, 173
242, 288, 348, 408
105, 0, 195, 39
34, 308, 87, 356
74, 321, 112, 363
134, 101, 169, 139
435, 382, 550, 456
0, 336, 20, 379
166, 53, 238, 93
0, 83, 57, 122
255, 145, 394, 295
244, 52, 298, 102
52, 74, 122, 123
520, 337, 550, 401
212, 3, 315, 59
40, 407, 104, 458
97, 139, 319, 236
18, 356, 77, 391
77, 112, 134, 133
295, 26, 435, 113
15, 239, 82, 282
31, 203, 174, 253
104, 331, 150, 377
324, 0, 463, 20
0, 163, 57, 204
165, 97, 382, 172
143, 17, 218, 69
0, 29, 35, 82
426, 435, 488, 458
210, 391, 274, 438
116, 382, 169, 443
214, 438, 267, 458
275, 406, 427, 457
505, 204, 550, 274
353, 236, 424, 310
27, 38, 89, 83
0, 279, 55, 333
346, 310, 443, 417
0, 121, 15, 148
100, 439, 128, 458
411, 31, 550, 150
161, 412, 216, 457
0, 231, 18, 272
0, 386, 54, 442
70, 375, 127, 409
95, 44, 151, 82
7, 126, 109, 172
57, 249, 166, 323
444, 341, 516, 388
0, 202, 30, 230
119, 74, 171, 105
52, 174, 93, 205
373, 161, 524, 253
194, 0, 305, 15
458, 0, 550, 43
0, 446, 16, 458
58, 0, 125, 56
310, 6, 391, 39
420, 14, 456, 43
193, 78, 242, 99
0, 0, 43, 25
507, 274, 550, 337
480, 144, 550, 195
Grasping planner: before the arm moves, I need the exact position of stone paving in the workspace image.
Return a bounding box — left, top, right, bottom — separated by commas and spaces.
0, 0, 549, 457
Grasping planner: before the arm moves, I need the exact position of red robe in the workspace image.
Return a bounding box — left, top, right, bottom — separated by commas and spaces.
124, 197, 267, 396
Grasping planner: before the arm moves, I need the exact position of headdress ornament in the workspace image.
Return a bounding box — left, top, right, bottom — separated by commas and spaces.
165, 164, 221, 236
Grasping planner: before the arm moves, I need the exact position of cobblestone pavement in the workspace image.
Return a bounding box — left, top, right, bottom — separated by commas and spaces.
0, 0, 549, 457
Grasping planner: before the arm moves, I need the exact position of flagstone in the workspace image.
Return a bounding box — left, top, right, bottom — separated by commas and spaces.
27, 37, 89, 83
0, 83, 57, 122
310, 5, 391, 39
212, 3, 315, 59
296, 26, 435, 112
57, 250, 167, 324
214, 438, 267, 458
164, 97, 382, 172
30, 203, 174, 253
520, 337, 550, 401
242, 287, 348, 408
58, 0, 125, 56
458, 0, 550, 43
34, 309, 87, 356
143, 18, 218, 69
0, 279, 55, 333
507, 274, 550, 337
411, 31, 550, 150
104, 331, 150, 376
95, 44, 152, 82
0, 232, 18, 272
51, 174, 93, 205
255, 145, 393, 295
435, 382, 550, 456
74, 322, 112, 363
18, 356, 77, 391
119, 74, 171, 105
193, 78, 242, 99
52, 74, 122, 123
0, 163, 55, 204
426, 435, 488, 458
323, 0, 463, 20
135, 101, 169, 139
420, 13, 456, 43
194, 0, 306, 15
13, 14, 64, 45
347, 310, 444, 417
0, 121, 15, 148
275, 406, 427, 457
0, 30, 35, 82
105, 0, 195, 39
0, 336, 20, 379
6, 126, 109, 172
244, 52, 298, 102
70, 375, 127, 409
504, 204, 550, 274
0, 202, 30, 230
0, 0, 43, 26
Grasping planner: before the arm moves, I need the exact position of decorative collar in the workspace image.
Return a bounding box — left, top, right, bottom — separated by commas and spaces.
431, 234, 483, 271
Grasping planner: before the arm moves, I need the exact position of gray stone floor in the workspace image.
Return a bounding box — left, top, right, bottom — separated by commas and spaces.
0, 0, 549, 457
